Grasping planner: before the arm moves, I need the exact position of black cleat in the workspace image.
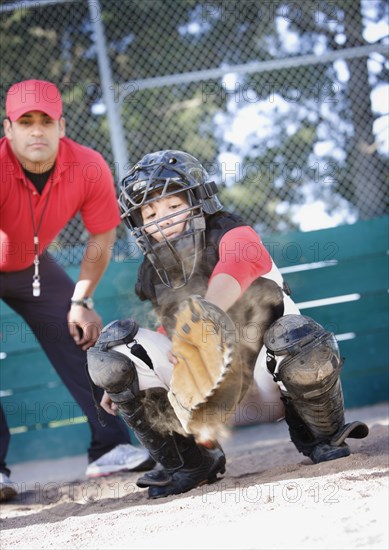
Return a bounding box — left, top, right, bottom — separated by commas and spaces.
309, 421, 369, 464
0, 473, 18, 502
137, 463, 172, 488
147, 446, 226, 499
310, 442, 350, 463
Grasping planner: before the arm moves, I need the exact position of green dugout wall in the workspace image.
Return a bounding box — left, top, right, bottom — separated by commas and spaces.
1, 216, 388, 464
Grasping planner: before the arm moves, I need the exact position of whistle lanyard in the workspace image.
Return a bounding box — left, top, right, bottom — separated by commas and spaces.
25, 173, 54, 297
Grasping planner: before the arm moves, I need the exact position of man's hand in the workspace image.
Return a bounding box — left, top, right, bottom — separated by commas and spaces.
68, 228, 116, 350
100, 391, 118, 416
67, 306, 103, 350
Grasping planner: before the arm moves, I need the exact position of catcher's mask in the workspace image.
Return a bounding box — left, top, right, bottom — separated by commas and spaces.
118, 150, 222, 289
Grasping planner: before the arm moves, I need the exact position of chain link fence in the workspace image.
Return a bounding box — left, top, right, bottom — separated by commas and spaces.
1, 0, 388, 265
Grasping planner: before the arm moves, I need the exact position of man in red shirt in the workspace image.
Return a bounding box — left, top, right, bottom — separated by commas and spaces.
0, 80, 152, 502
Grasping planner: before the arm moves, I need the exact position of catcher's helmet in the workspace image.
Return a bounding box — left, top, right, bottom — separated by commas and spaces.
118, 150, 223, 288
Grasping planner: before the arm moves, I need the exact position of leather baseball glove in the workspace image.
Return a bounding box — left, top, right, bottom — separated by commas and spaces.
168, 295, 243, 443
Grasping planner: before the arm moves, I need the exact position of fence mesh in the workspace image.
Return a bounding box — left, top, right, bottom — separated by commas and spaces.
1, 0, 388, 263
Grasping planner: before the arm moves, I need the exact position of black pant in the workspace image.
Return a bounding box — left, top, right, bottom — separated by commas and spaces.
0, 254, 131, 475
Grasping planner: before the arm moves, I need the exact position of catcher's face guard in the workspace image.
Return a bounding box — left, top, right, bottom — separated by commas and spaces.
140, 193, 191, 243
118, 150, 222, 289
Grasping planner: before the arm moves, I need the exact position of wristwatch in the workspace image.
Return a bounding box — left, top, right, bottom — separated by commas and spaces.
70, 296, 94, 310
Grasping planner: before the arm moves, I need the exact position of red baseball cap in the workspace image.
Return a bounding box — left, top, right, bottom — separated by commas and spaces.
6, 79, 63, 121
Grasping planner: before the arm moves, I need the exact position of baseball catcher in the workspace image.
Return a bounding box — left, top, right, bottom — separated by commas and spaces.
87, 149, 368, 499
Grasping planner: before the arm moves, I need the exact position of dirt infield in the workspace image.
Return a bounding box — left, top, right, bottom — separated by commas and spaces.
1, 402, 388, 550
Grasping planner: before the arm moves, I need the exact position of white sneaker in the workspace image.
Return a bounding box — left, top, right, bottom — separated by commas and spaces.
85, 444, 154, 478
0, 473, 18, 502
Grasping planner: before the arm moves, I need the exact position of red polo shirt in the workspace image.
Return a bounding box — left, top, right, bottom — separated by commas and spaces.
0, 136, 121, 271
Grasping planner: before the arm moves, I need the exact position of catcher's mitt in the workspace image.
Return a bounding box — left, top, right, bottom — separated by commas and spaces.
168, 295, 243, 443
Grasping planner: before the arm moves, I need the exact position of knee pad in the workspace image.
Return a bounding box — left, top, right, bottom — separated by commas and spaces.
87, 319, 140, 401
264, 315, 368, 455
263, 314, 341, 399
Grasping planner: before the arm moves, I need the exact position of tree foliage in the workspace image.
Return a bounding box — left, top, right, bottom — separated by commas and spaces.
0, 0, 387, 233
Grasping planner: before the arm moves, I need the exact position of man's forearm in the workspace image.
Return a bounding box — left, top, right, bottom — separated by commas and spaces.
71, 229, 116, 300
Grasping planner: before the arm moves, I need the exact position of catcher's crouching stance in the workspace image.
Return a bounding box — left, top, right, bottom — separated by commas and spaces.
87, 149, 368, 499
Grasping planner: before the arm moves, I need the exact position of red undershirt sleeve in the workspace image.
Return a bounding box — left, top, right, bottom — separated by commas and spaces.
209, 226, 272, 293
157, 325, 168, 336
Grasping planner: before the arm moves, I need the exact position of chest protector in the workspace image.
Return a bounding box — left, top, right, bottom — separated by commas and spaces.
136, 212, 245, 330
135, 212, 285, 398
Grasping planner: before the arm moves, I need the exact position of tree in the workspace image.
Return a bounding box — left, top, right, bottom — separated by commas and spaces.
0, 0, 386, 237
